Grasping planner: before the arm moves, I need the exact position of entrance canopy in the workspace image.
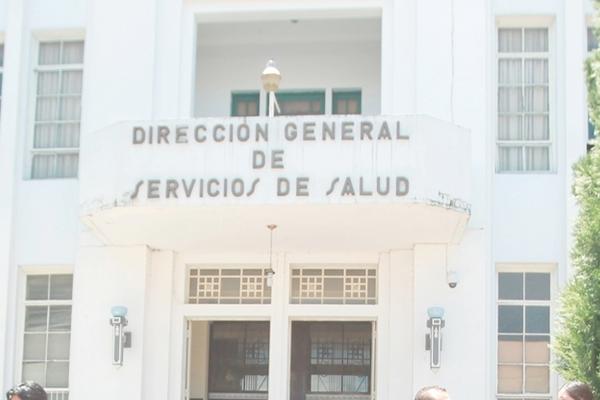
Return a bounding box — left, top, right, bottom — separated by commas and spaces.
80, 115, 471, 251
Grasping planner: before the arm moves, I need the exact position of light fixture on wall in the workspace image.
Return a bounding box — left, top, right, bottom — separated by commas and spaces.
261, 60, 281, 117
110, 306, 132, 366
425, 306, 445, 369
265, 224, 277, 287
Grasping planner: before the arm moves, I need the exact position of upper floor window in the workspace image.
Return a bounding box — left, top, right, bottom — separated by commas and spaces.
276, 91, 325, 116
497, 269, 552, 400
497, 27, 551, 173
332, 89, 361, 115
232, 92, 260, 117
21, 274, 73, 398
31, 40, 84, 179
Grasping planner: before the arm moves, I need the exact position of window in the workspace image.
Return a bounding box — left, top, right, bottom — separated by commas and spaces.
291, 322, 372, 400
21, 274, 73, 398
187, 266, 272, 304
208, 322, 269, 399
31, 40, 84, 179
497, 28, 551, 172
290, 265, 377, 305
497, 271, 552, 400
332, 90, 361, 115
275, 91, 325, 116
232, 92, 259, 117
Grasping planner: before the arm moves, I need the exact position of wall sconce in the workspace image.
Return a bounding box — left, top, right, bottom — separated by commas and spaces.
110, 306, 132, 366
425, 306, 445, 369
265, 224, 277, 287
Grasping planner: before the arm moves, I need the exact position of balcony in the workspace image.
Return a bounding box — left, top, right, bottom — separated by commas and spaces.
79, 115, 471, 252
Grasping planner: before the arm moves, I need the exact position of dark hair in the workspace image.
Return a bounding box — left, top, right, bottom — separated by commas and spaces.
6, 382, 47, 400
415, 385, 448, 400
561, 381, 594, 400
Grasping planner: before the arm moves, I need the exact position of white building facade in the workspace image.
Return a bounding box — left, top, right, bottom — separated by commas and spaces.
0, 0, 594, 400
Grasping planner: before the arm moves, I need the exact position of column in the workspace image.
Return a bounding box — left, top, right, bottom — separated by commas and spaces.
0, 0, 25, 391
69, 245, 151, 400
269, 252, 289, 400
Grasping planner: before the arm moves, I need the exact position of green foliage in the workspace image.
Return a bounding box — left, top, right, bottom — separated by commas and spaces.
554, 4, 600, 394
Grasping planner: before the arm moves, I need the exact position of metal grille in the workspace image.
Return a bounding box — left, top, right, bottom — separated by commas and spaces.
291, 266, 377, 305
47, 390, 69, 400
187, 267, 271, 304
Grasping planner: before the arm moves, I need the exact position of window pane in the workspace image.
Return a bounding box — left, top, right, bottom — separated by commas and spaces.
499, 305, 523, 333
498, 146, 523, 172
61, 71, 83, 94
524, 59, 548, 85
39, 42, 61, 65
231, 92, 259, 117
220, 277, 240, 298
50, 275, 73, 300
59, 96, 82, 120
498, 115, 523, 141
55, 153, 79, 178
343, 375, 369, 393
62, 41, 84, 64
46, 361, 69, 388
34, 124, 58, 149
523, 87, 548, 113
525, 306, 549, 334
37, 71, 60, 95
323, 277, 343, 299
499, 29, 523, 53
36, 97, 60, 121
499, 59, 522, 85
499, 273, 523, 300
49, 306, 72, 331
524, 115, 549, 141
47, 333, 70, 360
27, 275, 49, 300
525, 335, 550, 363
498, 335, 523, 363
23, 333, 47, 360
525, 366, 549, 393
23, 362, 46, 386
57, 123, 81, 148
525, 146, 549, 172
498, 87, 522, 113
32, 154, 54, 179
524, 28, 548, 52
25, 306, 48, 332
311, 375, 342, 392
498, 365, 523, 393
525, 273, 551, 300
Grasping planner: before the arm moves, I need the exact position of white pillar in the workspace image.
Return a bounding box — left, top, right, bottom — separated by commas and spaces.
0, 0, 25, 391
269, 252, 289, 400
563, 0, 586, 283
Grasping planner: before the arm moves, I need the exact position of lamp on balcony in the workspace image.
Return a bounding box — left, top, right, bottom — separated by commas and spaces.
261, 60, 281, 117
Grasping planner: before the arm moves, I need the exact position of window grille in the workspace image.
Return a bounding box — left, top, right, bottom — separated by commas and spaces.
497, 271, 552, 400
31, 40, 84, 179
187, 267, 271, 304
22, 274, 73, 394
47, 389, 69, 400
497, 27, 551, 172
290, 266, 377, 305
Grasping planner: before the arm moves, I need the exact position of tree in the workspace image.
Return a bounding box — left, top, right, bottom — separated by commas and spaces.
553, 7, 600, 392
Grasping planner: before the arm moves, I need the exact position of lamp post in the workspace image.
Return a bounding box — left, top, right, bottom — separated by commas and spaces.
261, 60, 281, 117
265, 224, 277, 287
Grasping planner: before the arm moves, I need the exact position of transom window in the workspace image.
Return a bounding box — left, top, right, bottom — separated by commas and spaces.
208, 321, 269, 399
497, 271, 552, 400
290, 265, 377, 305
497, 27, 551, 172
21, 274, 73, 398
187, 266, 271, 304
31, 40, 84, 179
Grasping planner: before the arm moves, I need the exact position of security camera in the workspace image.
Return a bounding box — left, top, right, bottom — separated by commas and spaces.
447, 271, 459, 288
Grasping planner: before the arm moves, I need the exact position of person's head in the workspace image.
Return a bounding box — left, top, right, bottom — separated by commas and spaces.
559, 381, 594, 400
5, 382, 47, 400
414, 385, 450, 400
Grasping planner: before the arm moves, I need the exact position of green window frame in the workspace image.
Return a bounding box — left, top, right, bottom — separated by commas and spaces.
332, 89, 362, 115
273, 90, 325, 116
231, 91, 260, 117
